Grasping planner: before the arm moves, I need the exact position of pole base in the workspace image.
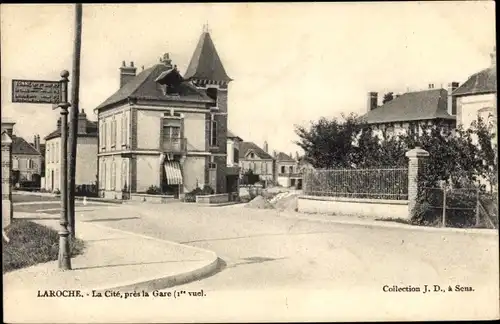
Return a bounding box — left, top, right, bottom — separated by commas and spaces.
58, 233, 72, 270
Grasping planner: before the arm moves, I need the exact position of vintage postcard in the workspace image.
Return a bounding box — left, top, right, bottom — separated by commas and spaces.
1, 2, 498, 323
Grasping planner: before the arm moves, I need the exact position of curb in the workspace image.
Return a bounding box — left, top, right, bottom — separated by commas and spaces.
75, 221, 221, 292
92, 257, 221, 293
279, 212, 499, 236
195, 201, 246, 207
12, 212, 221, 292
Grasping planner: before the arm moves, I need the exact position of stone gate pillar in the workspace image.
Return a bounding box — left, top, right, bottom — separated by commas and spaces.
405, 147, 430, 218
2, 131, 13, 228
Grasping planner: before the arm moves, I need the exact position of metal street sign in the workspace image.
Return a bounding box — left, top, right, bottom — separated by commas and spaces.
12, 79, 61, 104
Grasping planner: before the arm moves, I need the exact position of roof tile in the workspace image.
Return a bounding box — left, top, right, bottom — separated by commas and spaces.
361, 88, 455, 124
239, 142, 274, 160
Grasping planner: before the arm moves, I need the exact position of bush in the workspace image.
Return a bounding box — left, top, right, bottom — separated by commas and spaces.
183, 185, 215, 203
3, 219, 85, 273
146, 185, 162, 195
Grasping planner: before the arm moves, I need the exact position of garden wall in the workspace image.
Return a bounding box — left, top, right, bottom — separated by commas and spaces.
298, 195, 409, 220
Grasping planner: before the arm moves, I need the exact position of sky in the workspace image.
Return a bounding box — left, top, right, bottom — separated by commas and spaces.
1, 2, 496, 155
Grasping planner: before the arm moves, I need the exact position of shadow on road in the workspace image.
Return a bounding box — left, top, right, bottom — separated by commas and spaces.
83, 217, 140, 223
15, 216, 59, 220
75, 259, 208, 271
180, 231, 332, 244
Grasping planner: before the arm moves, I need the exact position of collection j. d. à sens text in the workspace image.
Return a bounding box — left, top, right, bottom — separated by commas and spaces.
383, 285, 475, 293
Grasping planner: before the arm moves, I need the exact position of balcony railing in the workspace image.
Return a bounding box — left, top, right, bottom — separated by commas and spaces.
161, 138, 187, 153
278, 172, 302, 178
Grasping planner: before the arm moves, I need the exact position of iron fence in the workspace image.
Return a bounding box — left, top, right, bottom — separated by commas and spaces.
303, 168, 408, 200
415, 187, 497, 228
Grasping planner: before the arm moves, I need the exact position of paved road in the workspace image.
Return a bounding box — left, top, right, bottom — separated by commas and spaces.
14, 201, 499, 320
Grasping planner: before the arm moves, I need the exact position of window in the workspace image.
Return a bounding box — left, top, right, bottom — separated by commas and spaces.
249, 153, 255, 159
101, 161, 106, 190
121, 160, 128, 190
122, 114, 128, 146
13, 158, 19, 170
206, 88, 218, 108
46, 146, 50, 164
125, 116, 128, 145
27, 159, 33, 169
99, 122, 103, 148
210, 120, 217, 147
208, 162, 217, 169
111, 160, 116, 190
281, 166, 285, 174
111, 119, 117, 147
233, 148, 239, 163
289, 166, 293, 173
102, 121, 107, 148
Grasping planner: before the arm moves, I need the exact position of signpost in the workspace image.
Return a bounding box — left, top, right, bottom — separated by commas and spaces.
12, 80, 62, 104
11, 72, 72, 270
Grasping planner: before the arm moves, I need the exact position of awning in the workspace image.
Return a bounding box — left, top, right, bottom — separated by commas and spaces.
164, 161, 183, 185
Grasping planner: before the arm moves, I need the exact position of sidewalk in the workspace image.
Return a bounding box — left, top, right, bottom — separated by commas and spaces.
13, 190, 123, 204
275, 210, 499, 236
4, 212, 219, 298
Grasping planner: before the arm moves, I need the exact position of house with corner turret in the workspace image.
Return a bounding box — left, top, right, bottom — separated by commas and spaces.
94, 29, 236, 199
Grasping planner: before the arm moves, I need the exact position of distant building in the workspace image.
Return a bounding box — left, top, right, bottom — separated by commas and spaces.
361, 84, 458, 139
275, 152, 301, 188
453, 46, 497, 141
226, 130, 242, 193
44, 110, 98, 192
239, 141, 275, 182
94, 29, 235, 199
1, 121, 43, 188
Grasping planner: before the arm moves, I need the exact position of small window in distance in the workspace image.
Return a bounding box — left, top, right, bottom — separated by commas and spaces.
208, 162, 217, 169
206, 88, 218, 107
234, 148, 239, 163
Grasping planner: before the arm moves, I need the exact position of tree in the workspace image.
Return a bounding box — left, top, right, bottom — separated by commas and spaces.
294, 113, 364, 169
382, 92, 394, 104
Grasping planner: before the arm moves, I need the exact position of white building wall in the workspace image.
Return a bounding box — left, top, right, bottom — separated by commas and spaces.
183, 156, 206, 192
183, 112, 206, 151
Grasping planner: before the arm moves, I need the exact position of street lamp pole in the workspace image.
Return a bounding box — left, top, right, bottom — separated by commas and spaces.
58, 70, 72, 270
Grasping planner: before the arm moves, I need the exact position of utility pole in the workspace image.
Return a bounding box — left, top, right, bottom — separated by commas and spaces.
68, 3, 83, 239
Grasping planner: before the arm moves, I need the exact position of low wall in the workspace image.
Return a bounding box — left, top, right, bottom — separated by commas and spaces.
298, 195, 409, 220
130, 193, 176, 204
196, 193, 229, 205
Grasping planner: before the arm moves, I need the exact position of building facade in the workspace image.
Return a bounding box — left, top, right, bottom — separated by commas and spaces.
44, 110, 98, 192
453, 46, 497, 142
226, 130, 242, 193
361, 85, 458, 139
1, 121, 44, 188
94, 30, 235, 199
239, 141, 275, 182
275, 152, 302, 188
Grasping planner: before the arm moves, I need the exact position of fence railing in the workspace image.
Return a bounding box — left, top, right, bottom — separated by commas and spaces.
303, 168, 409, 200
415, 187, 497, 228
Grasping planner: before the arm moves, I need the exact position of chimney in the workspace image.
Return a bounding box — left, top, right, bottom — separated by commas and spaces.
263, 141, 269, 153
447, 82, 460, 115
32, 135, 40, 151
119, 61, 137, 88
77, 109, 87, 134
273, 150, 277, 158
295, 151, 299, 161
491, 46, 496, 67
159, 53, 173, 69
367, 92, 378, 111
